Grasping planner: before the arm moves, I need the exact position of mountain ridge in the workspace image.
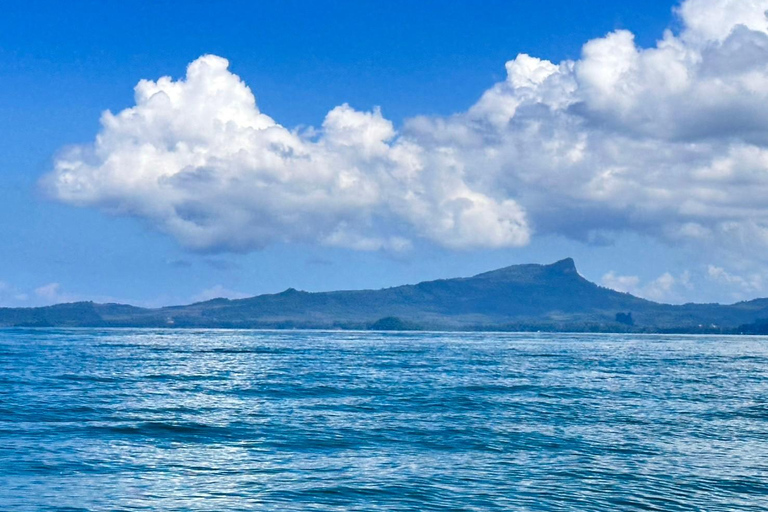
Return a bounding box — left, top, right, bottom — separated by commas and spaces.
2, 258, 768, 333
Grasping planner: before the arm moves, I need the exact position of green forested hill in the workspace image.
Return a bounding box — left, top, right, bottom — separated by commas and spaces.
2, 259, 768, 332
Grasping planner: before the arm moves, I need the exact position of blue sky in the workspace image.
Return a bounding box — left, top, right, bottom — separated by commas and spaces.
3, 0, 768, 307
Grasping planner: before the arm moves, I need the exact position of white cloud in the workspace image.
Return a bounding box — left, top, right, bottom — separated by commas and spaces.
601, 270, 692, 303
707, 264, 764, 293
33, 282, 77, 303
44, 0, 768, 261
678, 0, 768, 43
600, 271, 641, 294
191, 284, 250, 303
0, 280, 160, 308
34, 282, 60, 300
0, 280, 29, 306
642, 273, 677, 302
44, 56, 528, 253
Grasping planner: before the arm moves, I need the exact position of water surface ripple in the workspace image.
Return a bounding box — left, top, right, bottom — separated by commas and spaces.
1, 329, 767, 511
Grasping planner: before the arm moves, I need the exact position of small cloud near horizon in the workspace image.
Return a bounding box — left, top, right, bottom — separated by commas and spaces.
191, 285, 251, 303
34, 282, 76, 304
601, 271, 688, 303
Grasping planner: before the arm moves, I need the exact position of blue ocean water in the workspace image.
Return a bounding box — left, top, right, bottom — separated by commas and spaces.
1, 329, 767, 511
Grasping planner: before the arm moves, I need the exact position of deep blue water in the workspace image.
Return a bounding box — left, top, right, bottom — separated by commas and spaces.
1, 329, 767, 511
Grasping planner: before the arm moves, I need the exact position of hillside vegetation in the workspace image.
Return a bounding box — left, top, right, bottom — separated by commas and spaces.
3, 259, 768, 332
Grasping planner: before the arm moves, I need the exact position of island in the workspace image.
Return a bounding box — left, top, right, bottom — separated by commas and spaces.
2, 258, 768, 333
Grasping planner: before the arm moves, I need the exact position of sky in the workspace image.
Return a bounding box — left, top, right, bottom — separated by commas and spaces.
3, 0, 768, 307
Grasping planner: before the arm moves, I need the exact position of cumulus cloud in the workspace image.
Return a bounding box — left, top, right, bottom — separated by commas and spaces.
601, 270, 693, 302
600, 272, 641, 294
643, 273, 679, 302
45, 0, 768, 257
707, 264, 764, 293
44, 56, 528, 252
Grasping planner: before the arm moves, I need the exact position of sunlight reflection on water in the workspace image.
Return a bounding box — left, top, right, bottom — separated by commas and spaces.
1, 329, 767, 511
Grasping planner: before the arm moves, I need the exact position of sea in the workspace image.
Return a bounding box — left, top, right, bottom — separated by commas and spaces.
1, 329, 767, 511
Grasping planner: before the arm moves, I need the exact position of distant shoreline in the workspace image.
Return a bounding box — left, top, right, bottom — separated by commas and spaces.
3, 259, 768, 334
0, 325, 763, 336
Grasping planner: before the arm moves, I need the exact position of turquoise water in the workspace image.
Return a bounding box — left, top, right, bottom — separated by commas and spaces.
1, 329, 767, 511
